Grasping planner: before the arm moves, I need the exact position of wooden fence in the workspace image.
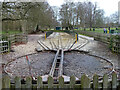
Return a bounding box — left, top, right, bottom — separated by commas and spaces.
0, 33, 28, 53
8, 34, 28, 45
75, 30, 111, 43
76, 30, 120, 53
109, 35, 120, 53
1, 72, 120, 89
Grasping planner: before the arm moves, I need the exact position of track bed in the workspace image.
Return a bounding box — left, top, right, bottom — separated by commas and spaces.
5, 51, 55, 78
63, 51, 113, 79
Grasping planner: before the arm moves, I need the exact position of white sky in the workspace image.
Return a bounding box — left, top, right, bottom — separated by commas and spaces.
1, 0, 119, 16
48, 0, 120, 16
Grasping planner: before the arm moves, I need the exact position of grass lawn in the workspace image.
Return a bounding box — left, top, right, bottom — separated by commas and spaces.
0, 30, 22, 34
75, 28, 118, 33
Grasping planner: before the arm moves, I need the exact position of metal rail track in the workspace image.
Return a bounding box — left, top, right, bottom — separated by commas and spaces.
38, 40, 51, 50
49, 49, 64, 80
37, 32, 115, 82
4, 32, 116, 83
49, 50, 59, 77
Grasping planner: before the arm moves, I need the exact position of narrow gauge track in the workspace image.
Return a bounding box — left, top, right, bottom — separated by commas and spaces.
4, 32, 115, 83
49, 49, 64, 81
37, 32, 114, 82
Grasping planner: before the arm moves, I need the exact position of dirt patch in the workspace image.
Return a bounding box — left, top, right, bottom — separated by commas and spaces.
63, 51, 113, 79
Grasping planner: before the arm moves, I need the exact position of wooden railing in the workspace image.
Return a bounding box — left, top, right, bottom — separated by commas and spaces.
109, 35, 120, 53
0, 33, 28, 53
1, 72, 120, 89
76, 30, 120, 53
75, 30, 111, 43
0, 33, 28, 45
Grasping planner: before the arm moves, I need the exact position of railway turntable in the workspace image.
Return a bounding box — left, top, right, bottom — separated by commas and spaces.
4, 32, 114, 83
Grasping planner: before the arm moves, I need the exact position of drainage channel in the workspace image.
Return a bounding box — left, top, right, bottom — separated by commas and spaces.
49, 49, 64, 81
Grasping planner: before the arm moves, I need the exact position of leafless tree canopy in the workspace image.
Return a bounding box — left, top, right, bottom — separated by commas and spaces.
2, 2, 59, 33
1, 1, 119, 33
59, 1, 119, 29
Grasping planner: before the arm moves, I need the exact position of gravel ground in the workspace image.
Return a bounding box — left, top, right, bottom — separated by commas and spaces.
5, 51, 55, 79
2, 34, 43, 64
64, 51, 113, 79
1, 32, 119, 80
81, 40, 119, 69
1, 32, 88, 64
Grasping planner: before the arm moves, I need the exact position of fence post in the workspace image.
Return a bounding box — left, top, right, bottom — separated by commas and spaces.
70, 75, 76, 88
59, 76, 64, 88
26, 76, 32, 89
0, 78, 2, 90
20, 34, 22, 43
103, 74, 108, 89
2, 76, 10, 89
93, 74, 99, 89
81, 74, 90, 88
25, 34, 28, 43
37, 76, 43, 88
14, 34, 16, 44
48, 75, 53, 88
45, 32, 46, 40
14, 76, 21, 88
13, 34, 16, 45
112, 72, 117, 89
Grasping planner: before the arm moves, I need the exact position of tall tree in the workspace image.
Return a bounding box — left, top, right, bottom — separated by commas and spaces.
2, 2, 58, 33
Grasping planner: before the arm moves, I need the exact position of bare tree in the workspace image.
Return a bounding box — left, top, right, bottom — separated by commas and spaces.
2, 2, 58, 33
59, 1, 105, 29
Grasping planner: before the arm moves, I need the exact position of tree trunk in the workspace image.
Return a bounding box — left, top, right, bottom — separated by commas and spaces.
20, 20, 27, 34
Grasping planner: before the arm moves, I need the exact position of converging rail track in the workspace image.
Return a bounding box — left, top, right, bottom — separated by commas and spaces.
38, 32, 89, 51
4, 32, 116, 83
49, 49, 64, 81
36, 33, 92, 81
36, 32, 115, 82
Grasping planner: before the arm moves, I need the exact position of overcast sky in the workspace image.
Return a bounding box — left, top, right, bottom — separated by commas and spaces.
48, 0, 120, 16
1, 0, 120, 16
